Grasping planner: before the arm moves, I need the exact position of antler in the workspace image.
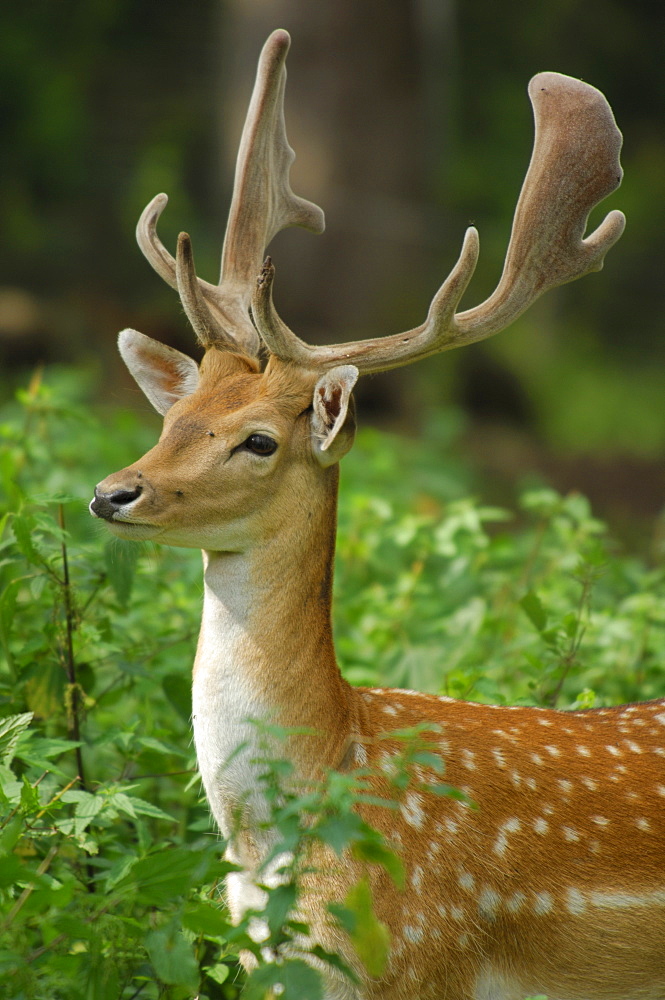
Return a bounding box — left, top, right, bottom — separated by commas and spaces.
136, 29, 324, 355
253, 72, 625, 374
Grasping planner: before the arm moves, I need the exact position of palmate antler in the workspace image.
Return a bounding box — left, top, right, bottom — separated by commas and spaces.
252, 72, 625, 374
135, 30, 624, 376
135, 29, 324, 355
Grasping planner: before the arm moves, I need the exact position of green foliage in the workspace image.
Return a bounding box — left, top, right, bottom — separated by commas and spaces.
0, 368, 664, 998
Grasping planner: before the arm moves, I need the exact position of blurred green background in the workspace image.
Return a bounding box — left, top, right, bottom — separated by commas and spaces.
1, 0, 663, 535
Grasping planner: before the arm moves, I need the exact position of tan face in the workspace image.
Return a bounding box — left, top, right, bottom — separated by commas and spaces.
90, 338, 358, 551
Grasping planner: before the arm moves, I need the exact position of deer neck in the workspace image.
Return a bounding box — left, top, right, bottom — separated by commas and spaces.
191, 469, 355, 837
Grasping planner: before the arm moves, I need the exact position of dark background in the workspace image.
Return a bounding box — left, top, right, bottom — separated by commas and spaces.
1, 0, 663, 531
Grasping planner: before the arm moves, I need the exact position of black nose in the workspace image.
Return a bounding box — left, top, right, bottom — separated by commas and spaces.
90, 485, 142, 521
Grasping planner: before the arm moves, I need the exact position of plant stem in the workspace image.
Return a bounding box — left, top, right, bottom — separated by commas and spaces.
58, 505, 87, 790
58, 504, 96, 892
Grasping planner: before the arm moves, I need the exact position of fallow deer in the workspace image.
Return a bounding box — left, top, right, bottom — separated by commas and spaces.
91, 29, 665, 1000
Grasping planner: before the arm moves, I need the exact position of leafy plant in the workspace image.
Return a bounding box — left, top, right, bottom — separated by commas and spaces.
0, 368, 664, 997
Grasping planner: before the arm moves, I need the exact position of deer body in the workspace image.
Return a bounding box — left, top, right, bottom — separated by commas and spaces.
90, 29, 664, 1000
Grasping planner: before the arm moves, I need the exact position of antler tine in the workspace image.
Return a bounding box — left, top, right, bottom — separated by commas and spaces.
136, 29, 325, 356
175, 233, 238, 350
254, 72, 625, 375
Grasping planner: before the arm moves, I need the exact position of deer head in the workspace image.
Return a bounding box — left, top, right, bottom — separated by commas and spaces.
91, 29, 624, 553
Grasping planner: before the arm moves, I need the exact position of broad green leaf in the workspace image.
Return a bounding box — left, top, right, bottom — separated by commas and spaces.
519, 591, 547, 633
162, 673, 192, 724
351, 839, 404, 889
182, 900, 232, 939
145, 924, 199, 988
260, 881, 296, 935
244, 958, 323, 1000
206, 962, 231, 985
337, 876, 389, 978
115, 847, 230, 906
313, 811, 364, 855
0, 712, 33, 764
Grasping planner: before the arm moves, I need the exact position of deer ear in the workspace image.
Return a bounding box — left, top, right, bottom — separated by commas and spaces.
311, 365, 359, 467
118, 329, 200, 415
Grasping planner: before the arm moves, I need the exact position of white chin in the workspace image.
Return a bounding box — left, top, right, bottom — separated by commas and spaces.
105, 522, 161, 542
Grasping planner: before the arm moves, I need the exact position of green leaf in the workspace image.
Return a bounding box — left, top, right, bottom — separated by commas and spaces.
520, 591, 547, 633
260, 881, 296, 936
11, 513, 41, 565
351, 839, 404, 889
335, 876, 389, 978
123, 795, 176, 822
313, 811, 364, 855
244, 958, 323, 1000
0, 712, 33, 764
183, 900, 232, 939
115, 847, 229, 906
206, 962, 231, 985
20, 775, 41, 814
145, 924, 199, 988
162, 673, 192, 724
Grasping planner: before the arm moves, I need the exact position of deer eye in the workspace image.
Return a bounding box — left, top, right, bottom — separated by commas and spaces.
244, 433, 278, 456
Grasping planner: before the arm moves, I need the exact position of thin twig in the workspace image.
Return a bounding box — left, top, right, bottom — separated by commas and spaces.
58, 505, 96, 893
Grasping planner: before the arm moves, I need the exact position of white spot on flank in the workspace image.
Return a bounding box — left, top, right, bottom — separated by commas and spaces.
459, 932, 470, 947
656, 785, 665, 797
533, 818, 549, 835
577, 746, 592, 757
458, 871, 475, 892
592, 815, 610, 827
444, 818, 460, 835
558, 779, 573, 795
566, 887, 587, 915
654, 748, 665, 757
400, 792, 425, 829
382, 704, 398, 716
632, 718, 646, 726
545, 745, 561, 757
526, 777, 538, 791
537, 718, 553, 726
635, 817, 651, 831
478, 888, 501, 920
562, 826, 581, 842
582, 777, 598, 791
510, 771, 522, 788
492, 748, 507, 769
534, 891, 554, 915
436, 903, 447, 919
654, 713, 665, 726
589, 839, 601, 854
494, 817, 522, 856
530, 753, 544, 765
542, 803, 554, 816
450, 905, 465, 922
411, 865, 424, 890
462, 749, 477, 770
625, 740, 643, 753
404, 924, 424, 943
